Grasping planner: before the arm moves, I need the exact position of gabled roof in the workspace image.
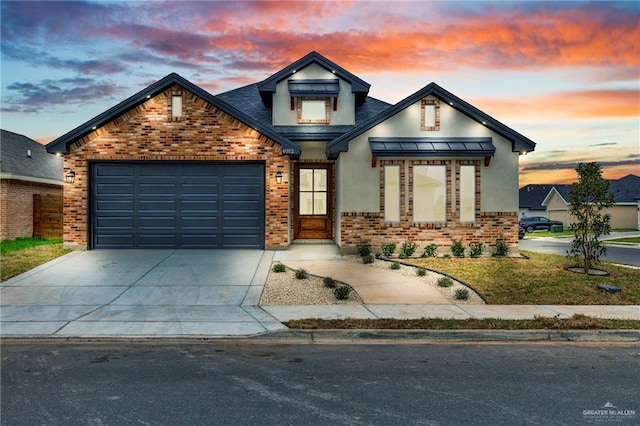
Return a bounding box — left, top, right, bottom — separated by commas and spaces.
327, 82, 537, 159
541, 186, 571, 207
256, 51, 371, 106
216, 83, 391, 142
1, 129, 63, 185
609, 174, 640, 203
46, 73, 301, 157
519, 184, 566, 210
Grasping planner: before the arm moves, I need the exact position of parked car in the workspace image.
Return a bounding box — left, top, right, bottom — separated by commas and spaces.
518, 226, 525, 239
519, 216, 563, 233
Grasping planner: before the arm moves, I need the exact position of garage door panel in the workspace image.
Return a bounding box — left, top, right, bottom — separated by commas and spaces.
92, 162, 264, 249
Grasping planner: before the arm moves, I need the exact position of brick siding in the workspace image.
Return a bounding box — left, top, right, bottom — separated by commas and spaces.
62, 84, 290, 249
1, 180, 62, 240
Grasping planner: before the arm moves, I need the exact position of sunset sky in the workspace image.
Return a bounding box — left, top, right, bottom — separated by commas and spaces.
1, 0, 638, 186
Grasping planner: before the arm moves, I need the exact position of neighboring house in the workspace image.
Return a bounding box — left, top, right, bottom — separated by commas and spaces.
542, 174, 640, 230
46, 51, 536, 250
518, 184, 567, 218
1, 129, 63, 240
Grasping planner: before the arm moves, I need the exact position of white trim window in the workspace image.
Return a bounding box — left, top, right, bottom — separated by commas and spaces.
459, 165, 476, 222
384, 165, 400, 222
413, 165, 446, 222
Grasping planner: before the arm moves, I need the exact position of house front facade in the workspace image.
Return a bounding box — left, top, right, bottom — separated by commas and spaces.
47, 52, 535, 251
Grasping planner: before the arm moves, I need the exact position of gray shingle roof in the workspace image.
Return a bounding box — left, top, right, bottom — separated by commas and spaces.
608, 174, 640, 202
1, 129, 62, 184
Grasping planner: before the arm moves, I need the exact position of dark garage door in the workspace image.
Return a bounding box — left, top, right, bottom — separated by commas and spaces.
91, 162, 265, 249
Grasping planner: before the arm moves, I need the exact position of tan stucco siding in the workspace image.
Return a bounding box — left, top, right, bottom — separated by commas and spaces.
606, 205, 638, 229
273, 63, 355, 126
338, 96, 519, 213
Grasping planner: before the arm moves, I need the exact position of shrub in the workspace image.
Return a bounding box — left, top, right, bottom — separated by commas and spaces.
294, 268, 308, 279
390, 262, 401, 270
362, 254, 374, 264
399, 239, 417, 258
272, 263, 286, 273
323, 276, 337, 288
455, 289, 469, 300
421, 244, 438, 258
356, 243, 372, 258
381, 243, 396, 257
442, 254, 451, 259
469, 242, 484, 258
451, 240, 465, 258
334, 285, 352, 300
416, 266, 427, 277
491, 237, 509, 257
437, 276, 454, 287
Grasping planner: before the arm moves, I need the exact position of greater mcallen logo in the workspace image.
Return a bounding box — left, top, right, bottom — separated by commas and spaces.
583, 402, 636, 423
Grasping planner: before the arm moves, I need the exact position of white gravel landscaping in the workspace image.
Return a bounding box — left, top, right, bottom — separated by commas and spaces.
260, 255, 485, 306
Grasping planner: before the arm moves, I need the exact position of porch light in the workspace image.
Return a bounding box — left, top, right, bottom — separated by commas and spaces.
275, 171, 283, 184
65, 170, 76, 184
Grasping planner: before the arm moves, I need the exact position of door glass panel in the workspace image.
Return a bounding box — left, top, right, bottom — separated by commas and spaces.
314, 170, 327, 191
299, 169, 313, 191
313, 193, 327, 214
299, 192, 313, 215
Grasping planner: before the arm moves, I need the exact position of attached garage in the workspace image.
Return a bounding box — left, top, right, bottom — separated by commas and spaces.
91, 161, 265, 249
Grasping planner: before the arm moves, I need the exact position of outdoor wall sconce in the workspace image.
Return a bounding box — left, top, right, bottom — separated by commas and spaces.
275, 171, 283, 184
65, 170, 76, 184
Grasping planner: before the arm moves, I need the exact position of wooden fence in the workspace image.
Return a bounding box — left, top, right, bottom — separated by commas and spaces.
33, 194, 63, 238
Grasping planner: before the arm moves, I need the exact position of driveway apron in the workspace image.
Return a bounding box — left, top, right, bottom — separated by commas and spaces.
0, 249, 285, 337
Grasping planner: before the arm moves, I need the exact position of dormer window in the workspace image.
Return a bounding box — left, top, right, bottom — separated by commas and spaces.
421, 99, 440, 131
298, 97, 330, 124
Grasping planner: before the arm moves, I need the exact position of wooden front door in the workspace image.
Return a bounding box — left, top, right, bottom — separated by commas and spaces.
294, 163, 333, 239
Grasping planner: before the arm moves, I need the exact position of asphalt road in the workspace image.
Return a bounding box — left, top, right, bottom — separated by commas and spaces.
519, 238, 640, 266
2, 342, 639, 425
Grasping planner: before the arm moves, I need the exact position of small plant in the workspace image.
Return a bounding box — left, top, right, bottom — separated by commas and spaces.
323, 276, 337, 288
381, 243, 396, 257
399, 239, 417, 258
272, 263, 286, 273
451, 240, 465, 258
443, 254, 451, 259
390, 262, 401, 270
294, 268, 308, 279
334, 285, 352, 300
421, 243, 438, 258
491, 237, 509, 257
362, 254, 374, 264
455, 289, 469, 300
356, 242, 372, 258
416, 266, 427, 277
437, 276, 454, 287
469, 241, 484, 258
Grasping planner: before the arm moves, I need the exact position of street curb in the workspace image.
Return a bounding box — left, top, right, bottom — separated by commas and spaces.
3, 329, 637, 344
245, 329, 640, 343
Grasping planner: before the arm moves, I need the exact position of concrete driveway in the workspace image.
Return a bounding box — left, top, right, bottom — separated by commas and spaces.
1, 249, 285, 337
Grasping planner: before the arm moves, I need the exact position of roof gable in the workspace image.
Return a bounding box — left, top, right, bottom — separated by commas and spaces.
256, 51, 371, 106
1, 129, 62, 184
327, 82, 537, 158
46, 73, 300, 157
541, 186, 570, 207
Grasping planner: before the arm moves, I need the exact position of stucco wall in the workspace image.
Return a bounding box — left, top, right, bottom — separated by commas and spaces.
338, 96, 520, 213
273, 63, 355, 126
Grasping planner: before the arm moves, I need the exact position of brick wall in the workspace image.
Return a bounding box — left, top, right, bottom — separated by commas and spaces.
340, 211, 519, 251
62, 84, 290, 249
0, 180, 62, 240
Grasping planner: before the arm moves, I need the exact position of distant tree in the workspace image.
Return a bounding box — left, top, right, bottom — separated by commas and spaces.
567, 162, 615, 273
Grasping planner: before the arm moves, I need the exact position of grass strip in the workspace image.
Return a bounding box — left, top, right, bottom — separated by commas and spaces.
1, 244, 71, 281
1, 237, 63, 255
287, 315, 640, 330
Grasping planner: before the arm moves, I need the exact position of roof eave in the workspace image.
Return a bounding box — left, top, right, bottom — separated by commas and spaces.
46, 73, 301, 157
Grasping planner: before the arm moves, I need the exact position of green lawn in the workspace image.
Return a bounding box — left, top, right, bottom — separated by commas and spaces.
405, 251, 640, 305
1, 238, 71, 281
606, 237, 640, 244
